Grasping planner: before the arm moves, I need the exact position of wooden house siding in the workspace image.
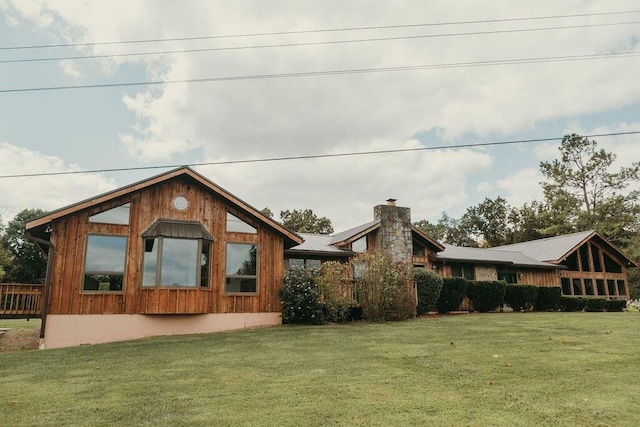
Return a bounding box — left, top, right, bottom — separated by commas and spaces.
45, 176, 285, 316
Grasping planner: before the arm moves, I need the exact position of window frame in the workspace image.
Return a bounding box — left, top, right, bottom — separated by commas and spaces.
82, 234, 128, 293
224, 242, 259, 295
451, 264, 475, 281
142, 236, 211, 289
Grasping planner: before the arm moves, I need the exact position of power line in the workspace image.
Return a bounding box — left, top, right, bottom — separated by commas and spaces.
1, 131, 637, 179
1, 51, 637, 94
3, 21, 638, 65
1, 10, 639, 51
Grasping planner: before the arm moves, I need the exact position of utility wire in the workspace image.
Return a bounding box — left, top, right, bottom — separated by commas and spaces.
1, 10, 639, 51
1, 51, 637, 94
1, 131, 638, 179
2, 21, 638, 65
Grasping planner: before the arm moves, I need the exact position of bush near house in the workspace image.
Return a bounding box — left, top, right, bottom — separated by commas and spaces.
584, 298, 609, 312
607, 300, 627, 312
466, 281, 506, 312
559, 296, 587, 312
353, 250, 416, 322
279, 268, 324, 325
534, 286, 561, 311
437, 277, 468, 314
412, 267, 444, 315
504, 284, 539, 312
316, 261, 354, 323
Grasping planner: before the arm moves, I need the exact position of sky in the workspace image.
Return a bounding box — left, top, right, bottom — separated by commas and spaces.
1, 0, 639, 232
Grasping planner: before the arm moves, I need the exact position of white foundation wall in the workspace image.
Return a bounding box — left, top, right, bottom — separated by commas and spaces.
41, 312, 282, 349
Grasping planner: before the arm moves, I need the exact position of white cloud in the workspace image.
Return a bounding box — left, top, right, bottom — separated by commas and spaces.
493, 168, 546, 207
0, 143, 117, 221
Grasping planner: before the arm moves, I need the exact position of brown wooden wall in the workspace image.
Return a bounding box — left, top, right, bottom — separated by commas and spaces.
47, 176, 286, 316
438, 264, 560, 287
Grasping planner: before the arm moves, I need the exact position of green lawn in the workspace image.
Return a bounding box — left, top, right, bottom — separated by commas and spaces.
1, 313, 639, 426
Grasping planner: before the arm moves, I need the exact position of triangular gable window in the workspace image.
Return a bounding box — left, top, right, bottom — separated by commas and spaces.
226, 212, 257, 234
89, 203, 130, 225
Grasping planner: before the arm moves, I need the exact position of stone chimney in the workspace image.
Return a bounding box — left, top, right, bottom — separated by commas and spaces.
373, 199, 412, 264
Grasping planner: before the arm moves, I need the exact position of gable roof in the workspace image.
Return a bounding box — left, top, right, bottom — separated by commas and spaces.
26, 166, 302, 247
411, 226, 445, 252
490, 230, 638, 267
437, 244, 561, 269
329, 220, 380, 246
286, 233, 353, 257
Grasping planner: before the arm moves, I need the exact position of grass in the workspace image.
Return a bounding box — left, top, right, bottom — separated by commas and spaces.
1, 312, 639, 426
0, 318, 41, 330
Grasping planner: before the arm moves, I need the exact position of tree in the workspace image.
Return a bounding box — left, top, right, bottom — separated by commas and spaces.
0, 215, 12, 281
279, 209, 334, 234
414, 212, 476, 247
1, 209, 48, 283
461, 197, 512, 247
540, 134, 640, 244
260, 207, 274, 218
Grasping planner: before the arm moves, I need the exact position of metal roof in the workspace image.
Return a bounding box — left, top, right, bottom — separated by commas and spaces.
287, 233, 353, 256
329, 220, 380, 245
437, 244, 561, 269
489, 230, 595, 262
142, 219, 214, 241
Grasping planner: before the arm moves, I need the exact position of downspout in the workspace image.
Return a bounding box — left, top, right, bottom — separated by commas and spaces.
25, 232, 54, 347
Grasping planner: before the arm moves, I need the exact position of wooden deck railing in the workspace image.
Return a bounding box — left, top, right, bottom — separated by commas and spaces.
0, 284, 44, 318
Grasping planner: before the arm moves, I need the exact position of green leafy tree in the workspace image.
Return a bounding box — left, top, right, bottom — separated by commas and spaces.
540, 134, 640, 244
414, 212, 476, 247
260, 207, 274, 218
1, 208, 48, 283
0, 215, 12, 281
279, 209, 334, 234
461, 197, 512, 247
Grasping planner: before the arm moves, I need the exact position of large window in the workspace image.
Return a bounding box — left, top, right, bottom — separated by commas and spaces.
83, 235, 127, 292
225, 243, 258, 293
451, 264, 475, 280
89, 203, 130, 225
352, 236, 367, 253
143, 237, 210, 288
226, 212, 257, 233
288, 258, 322, 270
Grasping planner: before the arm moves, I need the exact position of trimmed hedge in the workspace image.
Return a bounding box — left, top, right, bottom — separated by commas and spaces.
607, 299, 627, 312
504, 284, 539, 312
585, 298, 608, 312
412, 268, 444, 315
437, 277, 468, 314
534, 286, 561, 312
559, 296, 586, 312
466, 281, 506, 313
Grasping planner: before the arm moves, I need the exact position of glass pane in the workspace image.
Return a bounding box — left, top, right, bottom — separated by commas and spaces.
161, 239, 198, 287
561, 278, 571, 295
617, 281, 627, 299
85, 235, 127, 273
607, 279, 617, 296
579, 245, 590, 271
83, 274, 123, 292
563, 251, 579, 271
89, 203, 130, 225
142, 238, 158, 287
463, 266, 475, 281
498, 272, 516, 284
603, 253, 622, 273
592, 246, 603, 272
225, 277, 257, 293
226, 243, 257, 276
584, 279, 594, 295
289, 258, 304, 269
596, 279, 605, 296
451, 265, 462, 278
226, 212, 257, 234
307, 259, 322, 269
412, 243, 425, 256
200, 241, 210, 288
352, 236, 367, 253
572, 279, 582, 296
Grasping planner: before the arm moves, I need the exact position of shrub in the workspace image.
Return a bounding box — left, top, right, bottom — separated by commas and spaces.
279, 268, 324, 324
437, 277, 468, 314
412, 268, 444, 315
316, 261, 354, 323
466, 281, 506, 312
534, 286, 561, 311
504, 284, 539, 312
353, 250, 416, 321
607, 299, 627, 312
584, 298, 608, 312
559, 296, 586, 312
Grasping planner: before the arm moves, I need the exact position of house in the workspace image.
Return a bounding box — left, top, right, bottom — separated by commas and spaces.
26, 166, 302, 349
26, 169, 636, 348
